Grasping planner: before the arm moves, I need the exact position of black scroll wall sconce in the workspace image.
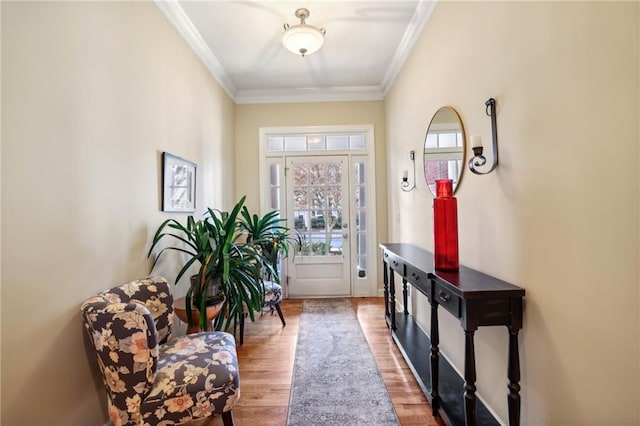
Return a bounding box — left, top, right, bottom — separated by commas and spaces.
401, 150, 416, 192
469, 98, 499, 175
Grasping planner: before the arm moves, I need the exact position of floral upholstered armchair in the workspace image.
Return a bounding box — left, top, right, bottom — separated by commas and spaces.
81, 276, 239, 426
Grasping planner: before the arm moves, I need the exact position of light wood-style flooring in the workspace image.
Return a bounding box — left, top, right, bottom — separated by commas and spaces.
202, 298, 443, 426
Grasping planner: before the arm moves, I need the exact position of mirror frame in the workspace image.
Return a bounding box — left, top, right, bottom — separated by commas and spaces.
423, 106, 466, 196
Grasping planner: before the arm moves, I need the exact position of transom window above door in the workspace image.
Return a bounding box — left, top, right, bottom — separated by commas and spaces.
267, 134, 366, 152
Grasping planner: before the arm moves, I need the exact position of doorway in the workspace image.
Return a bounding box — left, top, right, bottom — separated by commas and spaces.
259, 125, 378, 298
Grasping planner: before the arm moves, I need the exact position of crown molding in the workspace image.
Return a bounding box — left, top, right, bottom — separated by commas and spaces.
382, 0, 438, 95
156, 0, 436, 104
154, 0, 237, 100
234, 86, 385, 105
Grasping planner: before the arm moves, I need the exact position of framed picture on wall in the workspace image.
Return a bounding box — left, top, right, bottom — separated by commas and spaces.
162, 152, 197, 212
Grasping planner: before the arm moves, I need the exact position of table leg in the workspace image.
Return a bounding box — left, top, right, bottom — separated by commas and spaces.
464, 329, 477, 426
430, 299, 440, 416
402, 277, 409, 315
389, 270, 396, 330
508, 328, 521, 426
383, 261, 390, 318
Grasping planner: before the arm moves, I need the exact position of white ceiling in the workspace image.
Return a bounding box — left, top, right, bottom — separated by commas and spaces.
156, 1, 437, 104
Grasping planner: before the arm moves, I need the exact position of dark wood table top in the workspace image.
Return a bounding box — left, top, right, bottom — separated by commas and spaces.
380, 243, 525, 299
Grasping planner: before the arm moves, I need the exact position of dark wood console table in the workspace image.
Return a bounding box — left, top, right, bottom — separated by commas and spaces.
380, 243, 525, 426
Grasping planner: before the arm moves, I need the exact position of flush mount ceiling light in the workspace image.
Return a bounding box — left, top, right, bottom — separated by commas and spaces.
282, 8, 326, 57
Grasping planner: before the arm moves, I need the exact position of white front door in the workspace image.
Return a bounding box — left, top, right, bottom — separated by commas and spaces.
286, 156, 351, 297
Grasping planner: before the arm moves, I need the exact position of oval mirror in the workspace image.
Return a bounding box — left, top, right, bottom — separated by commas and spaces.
424, 106, 466, 196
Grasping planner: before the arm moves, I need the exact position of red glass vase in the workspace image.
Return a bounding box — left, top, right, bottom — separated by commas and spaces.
433, 179, 459, 271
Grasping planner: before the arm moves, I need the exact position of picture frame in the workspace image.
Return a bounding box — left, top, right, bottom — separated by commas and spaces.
162, 152, 197, 212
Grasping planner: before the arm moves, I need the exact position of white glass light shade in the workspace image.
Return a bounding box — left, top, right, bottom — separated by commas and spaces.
282, 25, 324, 56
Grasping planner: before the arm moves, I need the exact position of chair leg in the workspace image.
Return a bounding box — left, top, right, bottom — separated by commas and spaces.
222, 410, 235, 426
275, 303, 286, 327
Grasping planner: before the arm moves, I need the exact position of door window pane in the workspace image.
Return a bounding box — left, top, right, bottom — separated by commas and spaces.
356, 186, 365, 208
355, 162, 365, 185
294, 211, 308, 230
270, 188, 280, 210
308, 136, 326, 151
309, 188, 324, 211
326, 185, 341, 208
294, 189, 308, 208
326, 162, 342, 184
327, 135, 349, 150
309, 163, 325, 185
268, 137, 284, 151
357, 210, 366, 230
269, 164, 280, 186
327, 210, 341, 230
329, 232, 343, 255
285, 136, 307, 151
350, 134, 366, 149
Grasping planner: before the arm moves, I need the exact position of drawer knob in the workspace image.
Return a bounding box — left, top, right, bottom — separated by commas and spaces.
438, 290, 450, 302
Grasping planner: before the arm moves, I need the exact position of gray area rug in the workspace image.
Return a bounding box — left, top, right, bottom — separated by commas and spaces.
287, 299, 400, 426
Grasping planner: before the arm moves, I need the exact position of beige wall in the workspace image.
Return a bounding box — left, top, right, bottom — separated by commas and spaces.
386, 1, 639, 424
235, 101, 388, 290
1, 2, 235, 424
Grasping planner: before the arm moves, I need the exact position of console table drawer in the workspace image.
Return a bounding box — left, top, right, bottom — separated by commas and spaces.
406, 265, 430, 295
383, 251, 405, 274
434, 282, 461, 318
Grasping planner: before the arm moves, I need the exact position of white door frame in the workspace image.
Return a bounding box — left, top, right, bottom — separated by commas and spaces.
258, 125, 378, 298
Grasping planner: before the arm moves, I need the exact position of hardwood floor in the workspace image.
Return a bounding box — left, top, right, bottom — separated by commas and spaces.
200, 298, 443, 426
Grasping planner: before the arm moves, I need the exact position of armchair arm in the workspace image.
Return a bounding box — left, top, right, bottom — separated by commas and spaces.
81, 297, 159, 424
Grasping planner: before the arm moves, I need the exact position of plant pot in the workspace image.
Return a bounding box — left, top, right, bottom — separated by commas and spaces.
190, 274, 223, 304
174, 295, 225, 334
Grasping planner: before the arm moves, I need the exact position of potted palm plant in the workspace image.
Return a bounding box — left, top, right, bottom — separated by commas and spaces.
239, 207, 292, 284
147, 196, 264, 332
